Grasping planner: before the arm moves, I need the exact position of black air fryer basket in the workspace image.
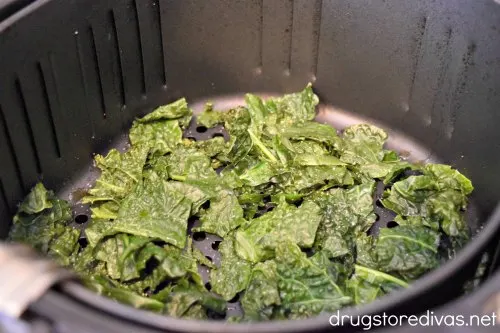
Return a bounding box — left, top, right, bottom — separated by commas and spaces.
1, 0, 500, 332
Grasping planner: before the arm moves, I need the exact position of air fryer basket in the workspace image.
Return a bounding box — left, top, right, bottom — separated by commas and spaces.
1, 0, 500, 332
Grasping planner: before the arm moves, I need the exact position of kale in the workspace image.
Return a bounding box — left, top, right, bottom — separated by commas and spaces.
210, 238, 252, 300
240, 260, 280, 320
234, 199, 322, 262
9, 85, 474, 321
90, 178, 192, 248
194, 190, 246, 237
86, 275, 165, 312
355, 226, 440, 280
82, 144, 149, 219
129, 98, 191, 157
9, 183, 79, 266
382, 164, 473, 239
273, 241, 352, 319
347, 264, 408, 305
312, 182, 376, 258
161, 278, 226, 318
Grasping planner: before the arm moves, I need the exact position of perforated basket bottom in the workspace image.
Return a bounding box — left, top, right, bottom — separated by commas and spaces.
59, 94, 480, 319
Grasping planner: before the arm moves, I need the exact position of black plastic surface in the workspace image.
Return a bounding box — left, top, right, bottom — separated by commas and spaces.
1, 0, 500, 332
0, 0, 33, 21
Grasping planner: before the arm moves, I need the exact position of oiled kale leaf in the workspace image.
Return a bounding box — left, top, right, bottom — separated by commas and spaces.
93, 233, 150, 281
241, 260, 280, 321
86, 178, 191, 249
9, 183, 79, 266
129, 98, 191, 157
266, 83, 319, 125
234, 199, 322, 262
165, 147, 217, 181
340, 124, 411, 182
138, 98, 191, 122
356, 226, 440, 280
340, 124, 387, 164
194, 190, 246, 237
82, 144, 149, 219
273, 241, 351, 319
382, 164, 473, 239
281, 122, 340, 147
347, 264, 408, 305
161, 278, 226, 318
312, 182, 376, 258
210, 239, 253, 300
107, 179, 191, 248
16, 182, 54, 214
86, 275, 165, 312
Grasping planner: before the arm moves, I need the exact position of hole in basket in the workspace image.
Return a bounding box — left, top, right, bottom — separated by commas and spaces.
193, 232, 206, 242
228, 292, 241, 303
196, 126, 208, 133
205, 282, 212, 291
187, 216, 199, 231
186, 136, 197, 142
254, 211, 265, 219
205, 255, 213, 262
302, 248, 315, 257
143, 257, 160, 276
207, 309, 226, 320
143, 287, 152, 296
403, 169, 424, 177
265, 204, 275, 212
292, 198, 304, 207
212, 133, 224, 139
74, 214, 89, 224
263, 195, 271, 204
201, 201, 211, 210
366, 224, 377, 236
78, 238, 88, 249
152, 240, 168, 247
387, 221, 399, 228
153, 280, 172, 294
376, 200, 384, 209
375, 213, 380, 222
211, 241, 221, 251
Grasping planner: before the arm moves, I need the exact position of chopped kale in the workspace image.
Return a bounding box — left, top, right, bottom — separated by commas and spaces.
9, 87, 474, 321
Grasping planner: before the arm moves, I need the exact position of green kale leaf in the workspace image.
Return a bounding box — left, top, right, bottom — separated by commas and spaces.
273, 241, 352, 319
194, 190, 246, 238
382, 164, 473, 238
9, 183, 79, 266
137, 98, 191, 122
241, 260, 280, 320
347, 264, 408, 305
267, 83, 318, 125
312, 182, 376, 258
86, 275, 165, 312
357, 226, 440, 280
162, 278, 226, 318
234, 199, 322, 262
82, 144, 149, 219
210, 239, 253, 300
91, 179, 191, 248
166, 147, 217, 181
129, 98, 192, 156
